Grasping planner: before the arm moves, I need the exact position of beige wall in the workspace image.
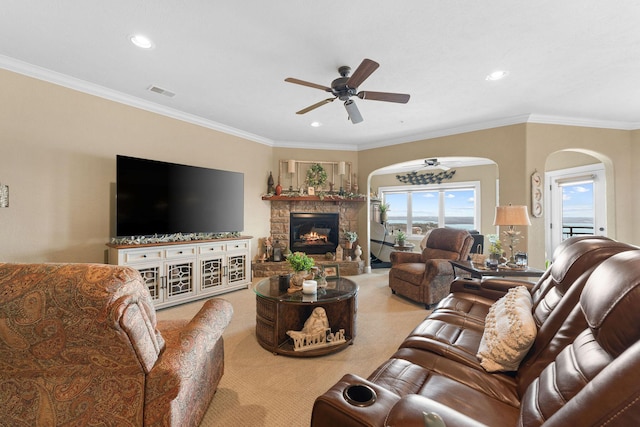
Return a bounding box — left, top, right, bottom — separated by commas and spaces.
0, 69, 272, 262
1, 68, 638, 270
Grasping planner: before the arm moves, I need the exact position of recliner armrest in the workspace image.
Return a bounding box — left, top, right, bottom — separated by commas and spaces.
390, 251, 423, 265
311, 373, 401, 427
385, 395, 487, 427
449, 277, 535, 301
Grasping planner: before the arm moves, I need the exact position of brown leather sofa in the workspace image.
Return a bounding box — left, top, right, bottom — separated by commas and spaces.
311, 236, 640, 426
0, 263, 233, 426
389, 228, 474, 308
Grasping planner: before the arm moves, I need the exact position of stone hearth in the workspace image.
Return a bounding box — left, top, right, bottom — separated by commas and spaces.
252, 258, 365, 277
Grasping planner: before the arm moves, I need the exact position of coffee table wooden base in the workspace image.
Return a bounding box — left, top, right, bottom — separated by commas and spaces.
254, 278, 358, 357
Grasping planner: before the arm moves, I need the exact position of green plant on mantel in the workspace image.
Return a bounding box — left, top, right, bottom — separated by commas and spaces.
344, 230, 358, 243
287, 252, 315, 272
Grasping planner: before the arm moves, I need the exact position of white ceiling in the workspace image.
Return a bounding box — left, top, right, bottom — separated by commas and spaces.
1, 1, 639, 151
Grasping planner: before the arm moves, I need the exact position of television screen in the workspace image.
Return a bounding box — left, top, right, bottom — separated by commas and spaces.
116, 155, 244, 237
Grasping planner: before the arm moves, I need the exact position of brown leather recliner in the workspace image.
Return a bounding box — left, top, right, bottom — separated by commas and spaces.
389, 228, 473, 308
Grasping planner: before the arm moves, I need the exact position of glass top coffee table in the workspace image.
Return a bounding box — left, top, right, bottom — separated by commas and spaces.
253, 276, 358, 356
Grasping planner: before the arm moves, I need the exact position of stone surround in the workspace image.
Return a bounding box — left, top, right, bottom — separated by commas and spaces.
258, 197, 365, 275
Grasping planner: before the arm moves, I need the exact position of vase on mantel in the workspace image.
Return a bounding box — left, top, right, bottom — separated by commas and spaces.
354, 245, 362, 261
275, 175, 282, 196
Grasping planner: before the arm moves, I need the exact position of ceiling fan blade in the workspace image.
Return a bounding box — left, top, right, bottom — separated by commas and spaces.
357, 91, 410, 103
296, 97, 335, 115
285, 77, 332, 92
346, 58, 379, 88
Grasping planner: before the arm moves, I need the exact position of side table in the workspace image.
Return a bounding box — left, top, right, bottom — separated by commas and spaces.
450, 260, 545, 280
393, 243, 415, 252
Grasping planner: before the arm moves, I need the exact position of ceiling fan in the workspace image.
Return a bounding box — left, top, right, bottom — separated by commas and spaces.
284, 58, 410, 124
412, 158, 451, 172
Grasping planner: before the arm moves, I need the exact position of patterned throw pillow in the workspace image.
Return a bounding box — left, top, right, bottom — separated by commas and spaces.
477, 286, 537, 372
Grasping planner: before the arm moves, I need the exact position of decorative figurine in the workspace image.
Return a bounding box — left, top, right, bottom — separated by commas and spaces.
267, 171, 274, 193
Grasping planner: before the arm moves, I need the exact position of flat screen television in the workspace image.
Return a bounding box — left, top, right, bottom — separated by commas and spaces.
116, 155, 244, 237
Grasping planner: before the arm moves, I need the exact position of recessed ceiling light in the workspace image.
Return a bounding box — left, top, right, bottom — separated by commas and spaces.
130, 34, 154, 49
311, 121, 322, 127
486, 70, 508, 81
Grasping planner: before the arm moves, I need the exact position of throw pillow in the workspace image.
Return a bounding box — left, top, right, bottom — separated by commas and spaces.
477, 286, 537, 372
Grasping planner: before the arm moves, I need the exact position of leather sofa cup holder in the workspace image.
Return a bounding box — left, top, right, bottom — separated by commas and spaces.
343, 384, 377, 407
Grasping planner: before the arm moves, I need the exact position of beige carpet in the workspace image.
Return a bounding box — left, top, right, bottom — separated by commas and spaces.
156, 269, 429, 427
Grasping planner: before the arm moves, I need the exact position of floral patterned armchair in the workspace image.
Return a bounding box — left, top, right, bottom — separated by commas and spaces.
0, 263, 233, 426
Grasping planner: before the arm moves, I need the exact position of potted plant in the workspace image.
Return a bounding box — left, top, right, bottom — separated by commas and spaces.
287, 251, 315, 273
486, 234, 503, 269
344, 230, 358, 249
287, 252, 315, 292
378, 203, 390, 223
395, 230, 407, 247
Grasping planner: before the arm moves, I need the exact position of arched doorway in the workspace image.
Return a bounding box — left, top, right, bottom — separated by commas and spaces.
366, 156, 498, 271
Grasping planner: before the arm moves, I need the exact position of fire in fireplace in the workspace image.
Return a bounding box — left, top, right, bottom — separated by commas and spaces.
290, 212, 339, 255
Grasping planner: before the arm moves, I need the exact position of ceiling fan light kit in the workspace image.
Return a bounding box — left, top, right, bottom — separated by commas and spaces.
344, 100, 363, 124
285, 58, 410, 124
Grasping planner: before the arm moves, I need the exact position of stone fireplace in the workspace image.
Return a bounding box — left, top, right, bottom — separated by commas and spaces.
268, 199, 360, 254
252, 197, 365, 277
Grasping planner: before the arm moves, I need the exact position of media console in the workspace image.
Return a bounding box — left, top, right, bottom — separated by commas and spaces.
107, 237, 252, 309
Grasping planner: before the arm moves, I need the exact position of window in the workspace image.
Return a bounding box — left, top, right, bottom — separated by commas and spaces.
380, 182, 480, 236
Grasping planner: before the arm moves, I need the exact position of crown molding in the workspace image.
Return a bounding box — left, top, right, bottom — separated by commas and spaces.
2, 55, 638, 152
355, 115, 534, 151
527, 114, 640, 130
0, 55, 275, 147
355, 114, 640, 151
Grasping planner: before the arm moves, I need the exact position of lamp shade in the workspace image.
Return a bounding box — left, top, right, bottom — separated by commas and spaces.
493, 205, 531, 226
287, 160, 296, 174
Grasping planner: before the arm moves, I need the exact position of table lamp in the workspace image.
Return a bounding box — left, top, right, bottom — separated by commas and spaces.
493, 204, 531, 263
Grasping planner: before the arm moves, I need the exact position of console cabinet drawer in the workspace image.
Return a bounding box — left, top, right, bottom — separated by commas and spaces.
124, 249, 163, 264
199, 243, 226, 255
165, 246, 196, 259
227, 241, 249, 251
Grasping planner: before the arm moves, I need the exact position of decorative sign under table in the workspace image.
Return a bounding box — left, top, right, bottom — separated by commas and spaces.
253, 276, 358, 357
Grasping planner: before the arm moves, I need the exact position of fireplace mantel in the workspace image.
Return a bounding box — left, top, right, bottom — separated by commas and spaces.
262, 195, 365, 203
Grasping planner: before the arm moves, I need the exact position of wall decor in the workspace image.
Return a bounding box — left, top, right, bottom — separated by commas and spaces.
531, 170, 543, 218
306, 163, 328, 188
0, 183, 8, 208
279, 160, 352, 192
395, 170, 456, 185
